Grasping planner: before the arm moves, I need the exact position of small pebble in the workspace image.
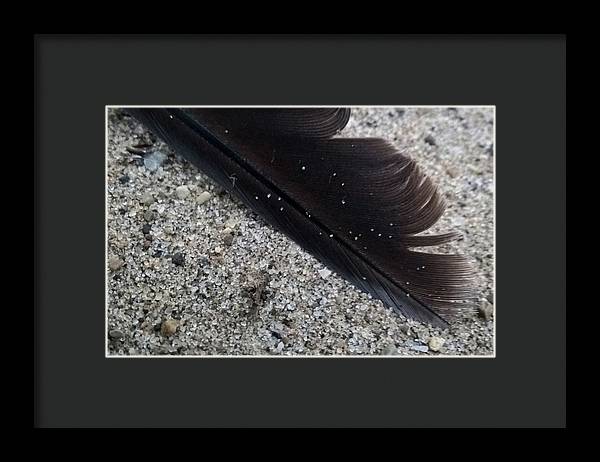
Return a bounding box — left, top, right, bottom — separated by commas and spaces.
144, 210, 155, 222
424, 135, 437, 146
197, 191, 212, 205
176, 185, 190, 200
410, 345, 429, 353
108, 329, 124, 340
140, 192, 155, 205
161, 319, 179, 336
382, 344, 397, 355
171, 253, 185, 266
318, 269, 332, 279
479, 300, 494, 321
428, 336, 445, 352
108, 256, 124, 271
446, 167, 459, 178
222, 229, 234, 246
224, 217, 238, 229
142, 224, 152, 234
118, 174, 130, 184
400, 325, 412, 336
143, 150, 167, 172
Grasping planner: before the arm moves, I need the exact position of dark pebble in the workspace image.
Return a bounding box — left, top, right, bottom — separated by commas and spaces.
118, 174, 130, 184
143, 240, 151, 249
172, 253, 185, 266
199, 256, 209, 266
424, 135, 437, 146
132, 142, 153, 149
108, 329, 124, 340
222, 233, 234, 246
271, 330, 283, 340
142, 224, 152, 234
126, 146, 148, 156
153, 250, 163, 258
145, 234, 153, 241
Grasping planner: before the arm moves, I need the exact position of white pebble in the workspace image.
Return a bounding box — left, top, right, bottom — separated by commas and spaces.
428, 337, 446, 352
176, 185, 190, 200
196, 191, 212, 205
318, 269, 332, 279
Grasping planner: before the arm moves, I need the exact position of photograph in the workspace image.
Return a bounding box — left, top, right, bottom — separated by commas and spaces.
105, 106, 495, 357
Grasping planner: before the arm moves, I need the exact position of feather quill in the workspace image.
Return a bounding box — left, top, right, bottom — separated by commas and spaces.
127, 108, 477, 328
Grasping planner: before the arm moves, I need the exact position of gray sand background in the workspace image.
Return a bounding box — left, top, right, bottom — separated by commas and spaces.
106, 107, 494, 356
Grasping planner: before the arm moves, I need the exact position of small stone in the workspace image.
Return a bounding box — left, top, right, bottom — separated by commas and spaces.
276, 341, 284, 353
143, 240, 151, 249
143, 150, 167, 172
318, 269, 332, 279
143, 210, 155, 222
171, 253, 185, 266
196, 191, 212, 205
222, 229, 234, 246
108, 256, 124, 271
140, 191, 155, 205
108, 329, 124, 340
424, 135, 437, 146
118, 174, 130, 184
160, 319, 179, 336
399, 325, 412, 336
382, 344, 397, 355
224, 217, 238, 229
410, 345, 429, 353
479, 300, 494, 321
128, 348, 137, 355
213, 246, 222, 255
428, 336, 445, 352
446, 167, 459, 178
176, 185, 190, 200
145, 234, 153, 241
453, 216, 466, 227
142, 224, 152, 234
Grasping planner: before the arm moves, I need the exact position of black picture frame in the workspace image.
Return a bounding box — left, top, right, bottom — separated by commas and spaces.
34, 34, 566, 428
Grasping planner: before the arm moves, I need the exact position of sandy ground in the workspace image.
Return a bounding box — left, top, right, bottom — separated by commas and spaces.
106, 107, 494, 356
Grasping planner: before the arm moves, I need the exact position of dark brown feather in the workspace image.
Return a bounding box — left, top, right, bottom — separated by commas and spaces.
127, 108, 477, 327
